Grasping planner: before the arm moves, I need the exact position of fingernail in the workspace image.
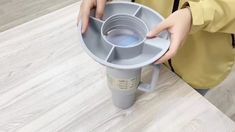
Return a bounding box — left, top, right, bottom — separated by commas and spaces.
82, 28, 85, 34
155, 61, 161, 64
96, 15, 101, 19
147, 32, 152, 37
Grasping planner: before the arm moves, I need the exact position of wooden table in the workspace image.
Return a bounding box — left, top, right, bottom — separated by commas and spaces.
0, 2, 234, 132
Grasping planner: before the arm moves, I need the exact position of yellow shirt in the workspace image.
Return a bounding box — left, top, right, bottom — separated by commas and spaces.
136, 0, 235, 88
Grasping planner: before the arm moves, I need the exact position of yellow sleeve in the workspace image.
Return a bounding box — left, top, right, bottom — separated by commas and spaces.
182, 0, 235, 34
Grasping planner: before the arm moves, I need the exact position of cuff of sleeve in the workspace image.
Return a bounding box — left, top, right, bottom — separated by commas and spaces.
182, 1, 204, 33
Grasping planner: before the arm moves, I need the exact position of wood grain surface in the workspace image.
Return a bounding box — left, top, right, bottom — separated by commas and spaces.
0, 0, 81, 32
0, 2, 235, 132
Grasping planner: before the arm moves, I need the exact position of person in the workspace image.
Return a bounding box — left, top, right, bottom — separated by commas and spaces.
78, 0, 235, 95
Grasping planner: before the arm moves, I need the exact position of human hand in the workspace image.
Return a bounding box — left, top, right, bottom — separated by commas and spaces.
147, 8, 192, 64
78, 0, 107, 33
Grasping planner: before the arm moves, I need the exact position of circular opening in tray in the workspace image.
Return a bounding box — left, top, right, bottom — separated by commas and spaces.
101, 14, 148, 47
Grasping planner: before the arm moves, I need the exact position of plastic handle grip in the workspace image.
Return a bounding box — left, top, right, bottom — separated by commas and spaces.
138, 64, 160, 92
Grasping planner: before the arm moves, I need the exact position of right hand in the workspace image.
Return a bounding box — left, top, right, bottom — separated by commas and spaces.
147, 8, 192, 64
78, 0, 107, 33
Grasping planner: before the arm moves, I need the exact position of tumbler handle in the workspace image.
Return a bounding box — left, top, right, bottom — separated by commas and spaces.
138, 64, 160, 92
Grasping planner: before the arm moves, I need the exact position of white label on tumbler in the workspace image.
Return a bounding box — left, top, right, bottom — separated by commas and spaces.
107, 74, 139, 90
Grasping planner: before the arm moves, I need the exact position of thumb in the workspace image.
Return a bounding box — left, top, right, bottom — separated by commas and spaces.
147, 20, 170, 38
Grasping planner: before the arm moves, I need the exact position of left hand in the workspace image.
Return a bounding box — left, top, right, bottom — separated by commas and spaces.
147, 8, 192, 64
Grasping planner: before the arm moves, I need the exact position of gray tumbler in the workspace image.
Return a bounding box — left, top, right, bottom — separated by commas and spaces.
78, 2, 170, 109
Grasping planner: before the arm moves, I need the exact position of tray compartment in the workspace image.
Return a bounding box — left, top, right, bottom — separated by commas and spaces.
82, 17, 112, 60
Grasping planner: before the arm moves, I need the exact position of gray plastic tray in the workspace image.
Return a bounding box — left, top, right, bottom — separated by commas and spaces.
79, 2, 170, 69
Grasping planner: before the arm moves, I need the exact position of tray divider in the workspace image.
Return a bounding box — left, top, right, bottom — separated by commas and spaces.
105, 46, 115, 62
89, 16, 104, 24
133, 6, 142, 16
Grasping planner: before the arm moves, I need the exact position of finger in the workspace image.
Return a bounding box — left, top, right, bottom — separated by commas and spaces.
147, 20, 171, 38
96, 0, 106, 19
154, 34, 181, 64
77, 1, 85, 26
77, 10, 82, 26
154, 50, 175, 64
81, 3, 91, 33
